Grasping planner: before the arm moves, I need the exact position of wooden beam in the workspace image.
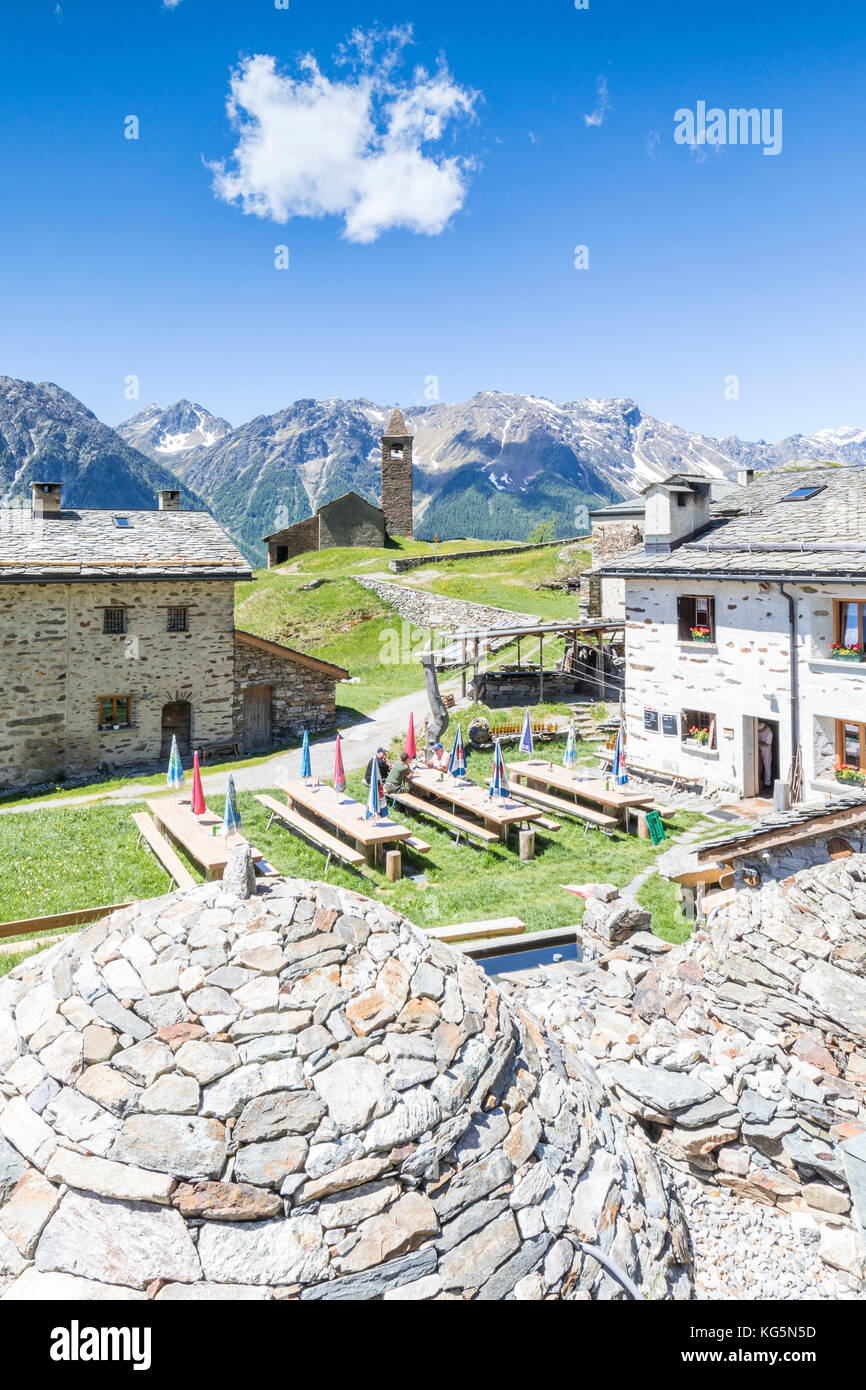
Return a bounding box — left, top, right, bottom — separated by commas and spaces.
0, 902, 131, 942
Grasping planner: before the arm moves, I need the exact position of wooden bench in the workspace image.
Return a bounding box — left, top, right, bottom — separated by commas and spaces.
133, 812, 197, 890
392, 791, 500, 846
255, 795, 365, 872
596, 752, 703, 795
506, 783, 618, 833
426, 917, 527, 943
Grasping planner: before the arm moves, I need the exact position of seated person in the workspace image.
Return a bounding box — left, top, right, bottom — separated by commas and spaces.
364, 747, 390, 786
427, 741, 449, 771
384, 751, 412, 797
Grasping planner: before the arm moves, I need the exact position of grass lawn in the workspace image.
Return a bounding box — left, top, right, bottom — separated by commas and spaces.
0, 737, 702, 973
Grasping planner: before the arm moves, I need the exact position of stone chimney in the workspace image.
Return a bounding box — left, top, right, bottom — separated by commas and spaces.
31, 482, 62, 519
737, 468, 755, 488
158, 489, 181, 512
643, 476, 711, 554
380, 408, 414, 539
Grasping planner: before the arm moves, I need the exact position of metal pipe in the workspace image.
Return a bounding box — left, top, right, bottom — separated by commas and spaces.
778, 582, 800, 781
575, 1241, 644, 1300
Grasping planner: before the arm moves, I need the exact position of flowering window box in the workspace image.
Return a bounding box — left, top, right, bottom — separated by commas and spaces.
835, 765, 865, 786
830, 646, 863, 663
689, 627, 713, 644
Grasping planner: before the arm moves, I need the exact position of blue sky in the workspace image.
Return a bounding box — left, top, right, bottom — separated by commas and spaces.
1, 0, 865, 439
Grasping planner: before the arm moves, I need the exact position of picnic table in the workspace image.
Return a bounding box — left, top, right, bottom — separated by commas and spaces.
505, 760, 656, 829
408, 767, 543, 844
146, 797, 265, 881
277, 779, 414, 866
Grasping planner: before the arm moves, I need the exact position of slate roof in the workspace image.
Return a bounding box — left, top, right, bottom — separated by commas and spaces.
0, 507, 252, 583
695, 792, 866, 860
598, 465, 866, 580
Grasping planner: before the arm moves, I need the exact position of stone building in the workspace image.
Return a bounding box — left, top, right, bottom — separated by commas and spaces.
597, 465, 866, 799
264, 406, 414, 565
0, 483, 347, 791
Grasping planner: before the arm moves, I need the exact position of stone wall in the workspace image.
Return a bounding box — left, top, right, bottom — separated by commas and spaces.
267, 516, 319, 567
730, 825, 866, 891
592, 519, 644, 564
356, 577, 541, 634
389, 535, 587, 574
381, 441, 414, 539
0, 579, 237, 791
318, 494, 385, 551
232, 640, 339, 748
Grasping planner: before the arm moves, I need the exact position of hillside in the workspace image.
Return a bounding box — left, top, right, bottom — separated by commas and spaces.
0, 377, 199, 512
233, 536, 589, 713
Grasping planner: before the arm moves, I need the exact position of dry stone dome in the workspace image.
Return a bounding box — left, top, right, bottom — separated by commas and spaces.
0, 877, 693, 1301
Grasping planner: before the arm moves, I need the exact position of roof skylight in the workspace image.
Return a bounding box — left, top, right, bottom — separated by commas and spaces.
781, 485, 826, 502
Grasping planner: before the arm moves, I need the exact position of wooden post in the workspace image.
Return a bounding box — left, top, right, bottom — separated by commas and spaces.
473, 637, 479, 696
385, 850, 402, 882
635, 810, 650, 840
519, 829, 535, 861
539, 633, 544, 703
461, 639, 467, 699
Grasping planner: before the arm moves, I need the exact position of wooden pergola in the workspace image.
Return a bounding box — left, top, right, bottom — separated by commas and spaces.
441, 619, 625, 702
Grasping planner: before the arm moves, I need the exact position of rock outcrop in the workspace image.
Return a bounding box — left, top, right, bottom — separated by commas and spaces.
0, 878, 692, 1301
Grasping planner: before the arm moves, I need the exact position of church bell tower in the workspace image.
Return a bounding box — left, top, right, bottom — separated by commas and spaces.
380, 407, 414, 539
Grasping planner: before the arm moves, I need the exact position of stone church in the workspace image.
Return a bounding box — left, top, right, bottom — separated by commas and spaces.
0, 483, 347, 792
264, 407, 414, 566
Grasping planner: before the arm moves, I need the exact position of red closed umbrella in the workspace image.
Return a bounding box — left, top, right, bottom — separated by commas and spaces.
405, 712, 417, 762
333, 733, 347, 795
191, 751, 206, 816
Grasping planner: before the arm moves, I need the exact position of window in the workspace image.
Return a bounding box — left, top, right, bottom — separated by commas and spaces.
676, 493, 687, 508
833, 600, 866, 657
113, 516, 132, 528
677, 594, 715, 643
836, 720, 866, 771
682, 709, 716, 749
98, 696, 132, 730
103, 607, 126, 634
782, 485, 825, 502
167, 607, 188, 632
389, 446, 404, 459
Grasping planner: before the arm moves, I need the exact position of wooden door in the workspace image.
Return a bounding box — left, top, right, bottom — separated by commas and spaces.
161, 701, 191, 760
243, 686, 272, 751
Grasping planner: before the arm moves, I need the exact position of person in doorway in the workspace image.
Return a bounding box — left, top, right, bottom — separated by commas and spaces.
758, 722, 774, 788
364, 747, 390, 787
385, 751, 412, 798
427, 741, 449, 772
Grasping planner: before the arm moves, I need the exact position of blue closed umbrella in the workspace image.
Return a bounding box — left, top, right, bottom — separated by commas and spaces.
300, 729, 312, 781
563, 721, 577, 771
518, 707, 534, 755
366, 763, 384, 820
166, 734, 184, 792
490, 739, 509, 799
612, 722, 628, 786
447, 725, 467, 778
222, 773, 242, 837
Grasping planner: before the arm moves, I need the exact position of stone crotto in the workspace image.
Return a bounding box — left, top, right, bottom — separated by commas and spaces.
0, 878, 692, 1300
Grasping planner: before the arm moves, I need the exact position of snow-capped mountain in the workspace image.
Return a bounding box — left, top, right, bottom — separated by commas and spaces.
117, 400, 232, 460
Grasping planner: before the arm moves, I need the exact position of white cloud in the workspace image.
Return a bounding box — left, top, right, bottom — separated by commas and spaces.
583, 75, 611, 128
163, 1, 183, 8
209, 30, 479, 244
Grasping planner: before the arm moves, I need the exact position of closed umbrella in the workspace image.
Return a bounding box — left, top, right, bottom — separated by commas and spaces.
300, 729, 312, 782
563, 721, 577, 774
405, 712, 417, 762
191, 751, 205, 816
612, 721, 628, 786
366, 762, 384, 820
166, 735, 184, 800
333, 733, 347, 795
518, 707, 534, 755
490, 738, 509, 800
222, 774, 241, 838
447, 725, 466, 779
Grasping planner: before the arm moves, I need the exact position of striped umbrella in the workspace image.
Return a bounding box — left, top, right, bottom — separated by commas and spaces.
405, 712, 417, 762
166, 735, 184, 793
447, 724, 466, 778
366, 762, 384, 820
563, 720, 578, 772
612, 721, 628, 786
333, 733, 347, 795
491, 738, 509, 799
518, 707, 534, 755
300, 729, 312, 781
221, 773, 241, 837
191, 751, 206, 816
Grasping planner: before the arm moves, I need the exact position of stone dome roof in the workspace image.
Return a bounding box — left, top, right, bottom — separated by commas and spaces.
0, 877, 692, 1301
